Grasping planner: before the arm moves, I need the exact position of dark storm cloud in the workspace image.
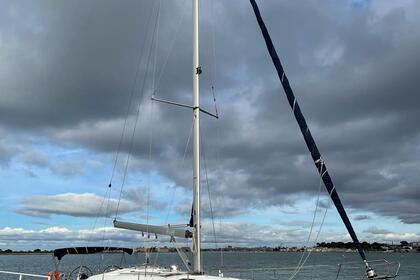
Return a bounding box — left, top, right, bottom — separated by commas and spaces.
1, 1, 420, 224
0, 0, 188, 129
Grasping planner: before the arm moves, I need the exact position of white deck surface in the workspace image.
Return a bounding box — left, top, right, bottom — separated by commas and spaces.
87, 266, 244, 280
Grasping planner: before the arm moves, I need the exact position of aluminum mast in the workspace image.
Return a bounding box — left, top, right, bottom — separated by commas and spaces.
114, 0, 202, 273
192, 0, 202, 274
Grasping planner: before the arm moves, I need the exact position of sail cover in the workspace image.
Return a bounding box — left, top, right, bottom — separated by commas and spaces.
249, 0, 367, 261
53, 247, 133, 260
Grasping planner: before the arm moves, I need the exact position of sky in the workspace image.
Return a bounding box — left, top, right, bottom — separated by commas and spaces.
0, 0, 420, 251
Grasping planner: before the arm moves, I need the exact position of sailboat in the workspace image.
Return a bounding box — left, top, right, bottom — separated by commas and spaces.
1, 1, 400, 280
90, 0, 400, 279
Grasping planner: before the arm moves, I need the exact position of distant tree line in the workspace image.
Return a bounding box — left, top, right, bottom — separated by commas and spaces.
316, 241, 416, 251
0, 248, 52, 254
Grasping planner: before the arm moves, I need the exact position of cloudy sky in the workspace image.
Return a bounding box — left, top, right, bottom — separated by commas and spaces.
1, 0, 420, 251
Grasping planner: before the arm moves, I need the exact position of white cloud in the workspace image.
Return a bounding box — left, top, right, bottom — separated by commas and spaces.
0, 226, 143, 249
15, 193, 140, 218
363, 226, 420, 242
39, 227, 71, 234
0, 222, 305, 249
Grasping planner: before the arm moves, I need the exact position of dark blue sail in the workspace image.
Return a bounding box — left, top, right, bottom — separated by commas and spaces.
249, 0, 367, 261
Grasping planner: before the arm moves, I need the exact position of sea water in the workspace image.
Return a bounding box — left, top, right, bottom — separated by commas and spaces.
0, 252, 418, 279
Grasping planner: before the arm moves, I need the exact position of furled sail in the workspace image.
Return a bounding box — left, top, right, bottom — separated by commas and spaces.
249, 0, 367, 262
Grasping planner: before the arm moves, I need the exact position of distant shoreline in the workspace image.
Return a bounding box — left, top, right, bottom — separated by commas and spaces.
1, 242, 418, 255
0, 252, 52, 256
0, 251, 418, 256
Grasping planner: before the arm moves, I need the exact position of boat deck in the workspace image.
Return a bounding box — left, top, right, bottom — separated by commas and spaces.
87, 266, 243, 280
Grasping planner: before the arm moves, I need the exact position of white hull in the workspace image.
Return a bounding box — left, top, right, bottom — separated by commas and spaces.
87, 266, 244, 280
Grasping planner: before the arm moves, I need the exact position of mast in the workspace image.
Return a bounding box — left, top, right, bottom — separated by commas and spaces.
248, 0, 376, 277
192, 0, 202, 274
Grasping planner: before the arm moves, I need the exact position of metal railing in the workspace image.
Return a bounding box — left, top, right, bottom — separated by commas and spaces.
336, 259, 400, 279
207, 260, 401, 280
208, 264, 339, 280
0, 270, 50, 280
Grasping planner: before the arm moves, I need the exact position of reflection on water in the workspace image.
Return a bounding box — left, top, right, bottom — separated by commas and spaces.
0, 252, 417, 280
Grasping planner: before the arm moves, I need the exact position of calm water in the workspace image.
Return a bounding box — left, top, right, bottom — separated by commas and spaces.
0, 252, 418, 279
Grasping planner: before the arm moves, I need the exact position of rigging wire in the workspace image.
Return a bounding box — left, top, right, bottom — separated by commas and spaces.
99, 5, 158, 259
289, 165, 323, 278
152, 0, 161, 93
215, 121, 225, 268
288, 162, 331, 279
114, 1, 162, 219
81, 1, 156, 270
144, 98, 155, 264
188, 2, 221, 253
165, 119, 194, 224
149, 0, 202, 269
211, 86, 219, 119
145, 0, 161, 266
108, 1, 156, 188
289, 198, 331, 279
210, 0, 218, 117
99, 185, 113, 267
208, 0, 225, 266
153, 4, 187, 96
299, 203, 331, 274
85, 9, 159, 270
77, 186, 110, 270
201, 129, 219, 250
152, 118, 195, 268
